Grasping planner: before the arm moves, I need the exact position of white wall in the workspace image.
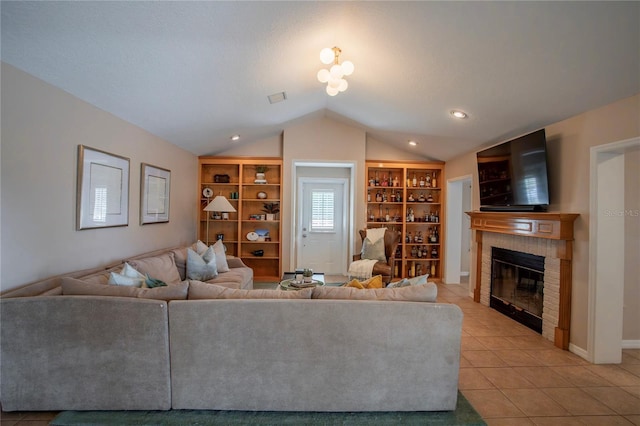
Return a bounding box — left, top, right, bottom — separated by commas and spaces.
1, 63, 198, 292
444, 93, 640, 350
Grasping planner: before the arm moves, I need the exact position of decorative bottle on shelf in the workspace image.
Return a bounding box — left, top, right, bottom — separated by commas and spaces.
367, 190, 371, 202
417, 246, 422, 258
422, 246, 428, 258
430, 261, 436, 277
376, 190, 382, 202
426, 173, 431, 187
393, 175, 399, 187
416, 263, 423, 276
385, 208, 390, 222
427, 193, 434, 202
431, 246, 438, 258
419, 175, 425, 187
432, 172, 437, 188
412, 173, 417, 187
430, 228, 437, 243
411, 245, 417, 258
406, 231, 412, 243
434, 228, 439, 243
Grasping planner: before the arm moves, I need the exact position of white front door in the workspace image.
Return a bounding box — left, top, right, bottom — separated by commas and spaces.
296, 178, 347, 275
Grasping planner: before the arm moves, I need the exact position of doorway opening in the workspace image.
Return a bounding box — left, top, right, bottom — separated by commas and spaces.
588, 136, 640, 363
445, 175, 473, 290
291, 162, 355, 276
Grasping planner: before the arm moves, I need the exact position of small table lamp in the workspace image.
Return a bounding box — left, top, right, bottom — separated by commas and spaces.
203, 195, 236, 245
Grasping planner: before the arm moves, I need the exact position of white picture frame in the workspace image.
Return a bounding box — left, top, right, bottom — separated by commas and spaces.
140, 163, 171, 224
77, 145, 130, 230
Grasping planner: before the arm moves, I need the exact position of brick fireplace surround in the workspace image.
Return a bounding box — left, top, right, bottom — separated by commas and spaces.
466, 212, 579, 350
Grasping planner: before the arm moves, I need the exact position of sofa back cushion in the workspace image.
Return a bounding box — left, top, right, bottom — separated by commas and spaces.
61, 277, 188, 301
312, 282, 437, 302
188, 281, 312, 299
127, 252, 182, 285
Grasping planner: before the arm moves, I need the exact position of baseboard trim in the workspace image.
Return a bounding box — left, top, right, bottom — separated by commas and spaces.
569, 343, 589, 361
622, 340, 640, 349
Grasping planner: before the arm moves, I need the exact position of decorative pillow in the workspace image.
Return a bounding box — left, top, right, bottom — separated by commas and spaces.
387, 274, 429, 288
186, 247, 218, 281
193, 240, 230, 273
345, 275, 383, 289
193, 240, 208, 254
145, 274, 168, 288
61, 277, 189, 301
212, 239, 230, 273
128, 252, 182, 285
386, 278, 410, 288
108, 262, 146, 287
312, 282, 437, 302
188, 281, 312, 299
361, 237, 386, 261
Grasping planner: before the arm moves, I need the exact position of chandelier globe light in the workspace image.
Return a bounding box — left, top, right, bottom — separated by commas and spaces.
317, 46, 354, 96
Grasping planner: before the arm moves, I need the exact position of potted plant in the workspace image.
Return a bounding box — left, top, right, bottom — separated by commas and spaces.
303, 268, 313, 283
254, 165, 269, 183
262, 202, 279, 221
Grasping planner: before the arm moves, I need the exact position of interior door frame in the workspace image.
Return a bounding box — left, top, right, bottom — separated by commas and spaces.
296, 177, 349, 274
290, 161, 356, 274
587, 136, 640, 362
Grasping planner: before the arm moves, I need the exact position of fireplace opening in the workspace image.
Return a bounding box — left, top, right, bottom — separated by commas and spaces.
490, 247, 544, 333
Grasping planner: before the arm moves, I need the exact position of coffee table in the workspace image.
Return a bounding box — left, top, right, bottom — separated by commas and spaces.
280, 272, 325, 290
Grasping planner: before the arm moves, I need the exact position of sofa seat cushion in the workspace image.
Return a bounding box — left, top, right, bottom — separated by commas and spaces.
202, 267, 252, 289
127, 252, 182, 285
312, 282, 437, 302
188, 281, 312, 299
61, 277, 189, 301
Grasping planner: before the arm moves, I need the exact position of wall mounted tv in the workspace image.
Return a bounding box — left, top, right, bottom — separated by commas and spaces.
476, 128, 550, 212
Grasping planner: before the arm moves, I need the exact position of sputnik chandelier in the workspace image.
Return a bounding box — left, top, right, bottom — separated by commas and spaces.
317, 46, 354, 96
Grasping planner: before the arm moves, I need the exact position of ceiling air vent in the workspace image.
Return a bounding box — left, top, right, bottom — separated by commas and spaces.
267, 92, 287, 104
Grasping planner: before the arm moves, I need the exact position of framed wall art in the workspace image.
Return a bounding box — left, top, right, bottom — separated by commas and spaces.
77, 145, 130, 230
140, 163, 171, 224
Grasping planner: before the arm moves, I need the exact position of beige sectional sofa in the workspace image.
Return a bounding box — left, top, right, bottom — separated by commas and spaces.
0, 244, 463, 413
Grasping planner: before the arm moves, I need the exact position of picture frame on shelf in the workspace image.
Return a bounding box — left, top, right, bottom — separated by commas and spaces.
140, 163, 171, 225
76, 145, 130, 230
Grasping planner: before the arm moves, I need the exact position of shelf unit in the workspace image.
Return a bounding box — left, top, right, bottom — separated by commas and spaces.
198, 157, 282, 281
365, 161, 445, 281
477, 156, 512, 206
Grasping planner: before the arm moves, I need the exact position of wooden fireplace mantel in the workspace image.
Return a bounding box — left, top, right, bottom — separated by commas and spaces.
467, 211, 579, 241
465, 211, 579, 350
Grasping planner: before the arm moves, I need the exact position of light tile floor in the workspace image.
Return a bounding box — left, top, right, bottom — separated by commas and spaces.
436, 281, 640, 426
2, 280, 639, 426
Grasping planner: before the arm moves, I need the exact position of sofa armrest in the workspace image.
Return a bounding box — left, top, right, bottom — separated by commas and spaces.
226, 257, 248, 269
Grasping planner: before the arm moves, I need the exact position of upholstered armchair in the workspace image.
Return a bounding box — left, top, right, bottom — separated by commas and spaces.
351, 228, 401, 284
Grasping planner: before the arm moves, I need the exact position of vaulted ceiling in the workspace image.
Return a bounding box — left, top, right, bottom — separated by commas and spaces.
2, 1, 638, 161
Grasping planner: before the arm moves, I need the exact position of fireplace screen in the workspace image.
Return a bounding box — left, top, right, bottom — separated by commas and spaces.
490, 247, 544, 333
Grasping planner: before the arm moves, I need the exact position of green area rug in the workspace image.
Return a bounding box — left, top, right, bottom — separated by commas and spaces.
50, 392, 485, 425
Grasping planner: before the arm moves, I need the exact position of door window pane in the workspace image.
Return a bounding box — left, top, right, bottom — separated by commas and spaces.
311, 190, 334, 231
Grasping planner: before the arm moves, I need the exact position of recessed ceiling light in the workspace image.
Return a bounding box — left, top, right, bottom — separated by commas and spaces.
230, 135, 240, 141
450, 110, 468, 119
408, 140, 417, 146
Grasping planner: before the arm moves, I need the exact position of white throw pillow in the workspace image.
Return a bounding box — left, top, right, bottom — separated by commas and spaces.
386, 274, 429, 288
212, 239, 230, 273
193, 240, 208, 255
108, 262, 146, 287
186, 247, 218, 281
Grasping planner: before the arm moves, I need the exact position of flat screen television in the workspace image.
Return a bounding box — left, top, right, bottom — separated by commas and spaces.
476, 129, 550, 212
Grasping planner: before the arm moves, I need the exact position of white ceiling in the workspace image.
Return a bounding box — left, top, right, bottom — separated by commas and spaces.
2, 1, 638, 161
